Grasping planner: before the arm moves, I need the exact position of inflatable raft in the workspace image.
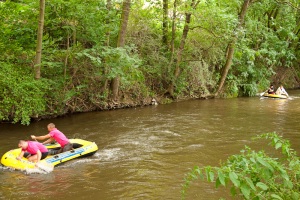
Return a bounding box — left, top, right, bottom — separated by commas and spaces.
1, 139, 98, 170
262, 93, 288, 99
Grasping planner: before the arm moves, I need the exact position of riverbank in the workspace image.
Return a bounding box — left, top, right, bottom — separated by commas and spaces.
2, 86, 300, 125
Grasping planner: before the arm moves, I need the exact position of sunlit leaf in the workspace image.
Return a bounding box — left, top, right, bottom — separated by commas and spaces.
245, 177, 256, 191
218, 171, 226, 186
271, 194, 283, 200
229, 172, 240, 187
256, 157, 274, 172
256, 182, 268, 191
275, 142, 282, 149
209, 171, 215, 182
240, 182, 250, 199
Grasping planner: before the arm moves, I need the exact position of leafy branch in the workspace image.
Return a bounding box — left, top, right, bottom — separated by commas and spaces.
182, 132, 300, 200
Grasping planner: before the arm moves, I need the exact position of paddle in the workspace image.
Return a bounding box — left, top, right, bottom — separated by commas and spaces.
17, 157, 54, 173
31, 138, 54, 172
260, 90, 267, 96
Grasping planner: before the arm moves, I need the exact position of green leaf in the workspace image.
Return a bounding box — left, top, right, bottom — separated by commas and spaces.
291, 191, 300, 200
256, 182, 268, 191
283, 180, 293, 189
256, 157, 274, 172
218, 171, 226, 186
275, 142, 282, 149
229, 172, 240, 187
240, 182, 250, 199
209, 171, 214, 182
215, 177, 221, 188
245, 177, 256, 191
205, 168, 212, 182
271, 194, 283, 200
250, 157, 256, 163
194, 166, 201, 175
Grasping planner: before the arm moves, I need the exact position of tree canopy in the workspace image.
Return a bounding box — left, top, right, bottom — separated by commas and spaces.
0, 0, 299, 124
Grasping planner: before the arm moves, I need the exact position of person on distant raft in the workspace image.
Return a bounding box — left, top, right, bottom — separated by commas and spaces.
17, 140, 48, 163
31, 123, 73, 155
275, 85, 289, 97
267, 84, 275, 94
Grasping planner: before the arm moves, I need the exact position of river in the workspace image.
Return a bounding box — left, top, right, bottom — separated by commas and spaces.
1, 90, 300, 200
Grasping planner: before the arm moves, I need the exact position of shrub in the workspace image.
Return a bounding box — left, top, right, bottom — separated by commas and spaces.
0, 63, 49, 125
182, 132, 300, 200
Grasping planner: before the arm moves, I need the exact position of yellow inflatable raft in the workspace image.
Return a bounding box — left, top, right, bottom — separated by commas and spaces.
263, 93, 288, 99
1, 139, 98, 170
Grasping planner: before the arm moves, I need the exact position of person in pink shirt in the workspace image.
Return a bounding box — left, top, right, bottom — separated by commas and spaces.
31, 123, 73, 154
17, 140, 48, 163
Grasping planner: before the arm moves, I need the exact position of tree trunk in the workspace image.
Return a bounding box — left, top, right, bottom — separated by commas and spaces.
34, 0, 45, 80
167, 13, 191, 96
215, 0, 253, 96
111, 0, 131, 101
170, 0, 178, 61
162, 0, 168, 47
167, 0, 200, 97
101, 0, 112, 94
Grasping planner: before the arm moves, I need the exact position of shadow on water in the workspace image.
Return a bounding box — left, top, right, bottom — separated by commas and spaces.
0, 90, 300, 199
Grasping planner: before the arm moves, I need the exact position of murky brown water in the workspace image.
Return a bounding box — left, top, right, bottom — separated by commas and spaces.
1, 90, 300, 200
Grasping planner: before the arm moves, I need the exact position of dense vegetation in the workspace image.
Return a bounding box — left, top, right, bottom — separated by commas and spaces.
182, 133, 300, 199
0, 0, 299, 124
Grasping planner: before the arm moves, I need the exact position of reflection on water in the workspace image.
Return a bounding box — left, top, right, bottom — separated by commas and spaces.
0, 90, 300, 200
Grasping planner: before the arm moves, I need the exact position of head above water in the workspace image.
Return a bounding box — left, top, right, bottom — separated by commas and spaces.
47, 123, 56, 131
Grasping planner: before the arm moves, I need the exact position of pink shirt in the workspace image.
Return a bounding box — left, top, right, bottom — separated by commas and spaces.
22, 141, 48, 154
49, 128, 69, 147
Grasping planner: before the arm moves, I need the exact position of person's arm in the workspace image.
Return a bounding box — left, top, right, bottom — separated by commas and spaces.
31, 134, 51, 141
42, 137, 55, 145
17, 150, 25, 160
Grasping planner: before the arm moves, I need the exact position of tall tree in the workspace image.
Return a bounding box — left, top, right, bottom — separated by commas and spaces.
34, 0, 45, 79
162, 0, 169, 47
111, 0, 131, 101
167, 0, 201, 97
170, 0, 178, 60
215, 0, 253, 96
101, 0, 113, 93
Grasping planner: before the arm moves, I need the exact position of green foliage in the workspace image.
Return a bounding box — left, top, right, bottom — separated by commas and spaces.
0, 63, 48, 125
182, 132, 300, 199
0, 1, 37, 63
75, 45, 144, 89
0, 0, 299, 123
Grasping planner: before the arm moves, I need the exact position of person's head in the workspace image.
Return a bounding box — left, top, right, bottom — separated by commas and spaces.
18, 140, 28, 149
270, 85, 274, 89
47, 123, 56, 131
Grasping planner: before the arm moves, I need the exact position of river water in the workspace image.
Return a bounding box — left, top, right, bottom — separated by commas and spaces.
1, 90, 300, 200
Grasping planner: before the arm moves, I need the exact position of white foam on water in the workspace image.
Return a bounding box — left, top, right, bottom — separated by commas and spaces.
99, 148, 124, 161
21, 163, 54, 174
24, 168, 49, 174
0, 166, 50, 174
62, 158, 95, 168
0, 165, 15, 172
